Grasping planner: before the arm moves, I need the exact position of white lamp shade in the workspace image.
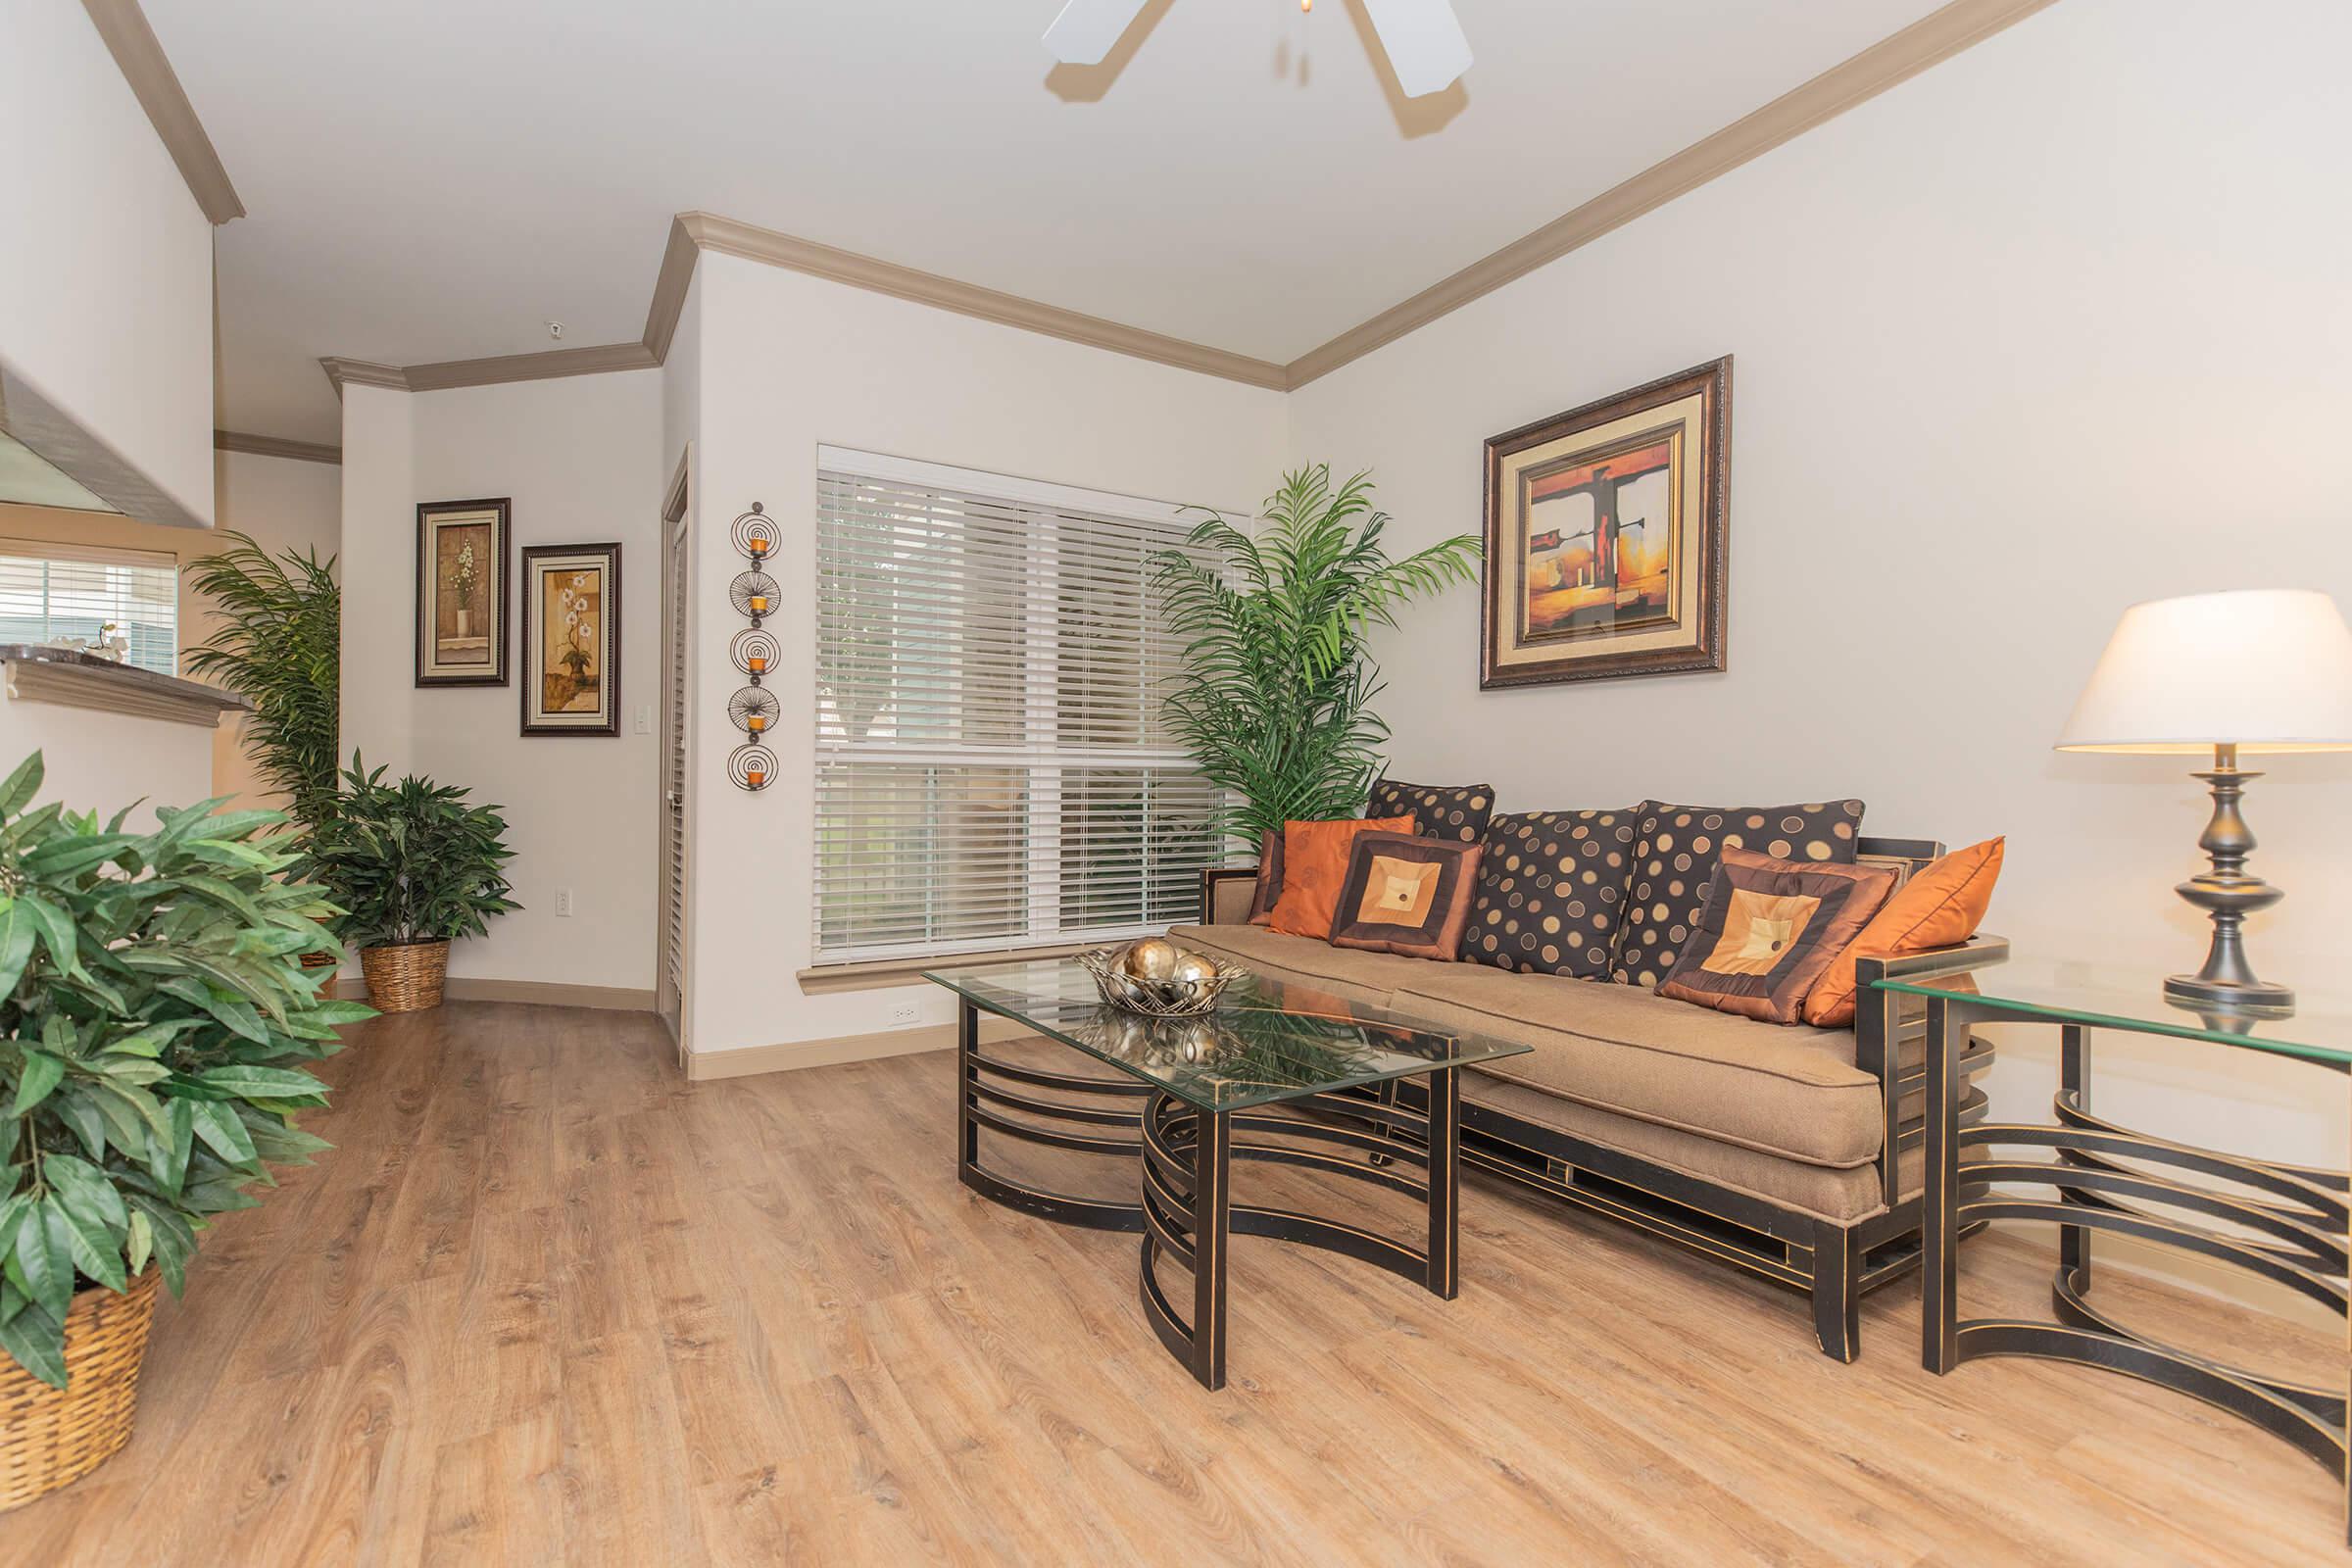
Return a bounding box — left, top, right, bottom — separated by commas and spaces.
2056, 589, 2352, 755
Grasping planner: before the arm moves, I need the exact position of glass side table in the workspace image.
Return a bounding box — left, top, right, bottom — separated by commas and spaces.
1875, 962, 2352, 1547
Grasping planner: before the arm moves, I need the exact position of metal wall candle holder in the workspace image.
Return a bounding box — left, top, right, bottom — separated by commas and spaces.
727, 501, 780, 792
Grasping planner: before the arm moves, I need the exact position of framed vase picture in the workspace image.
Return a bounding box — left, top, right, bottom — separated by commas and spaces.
519, 542, 621, 736
1481, 358, 1730, 687
416, 498, 511, 687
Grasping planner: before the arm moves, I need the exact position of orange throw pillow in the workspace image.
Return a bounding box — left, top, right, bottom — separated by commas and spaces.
1265, 816, 1416, 941
1801, 837, 2005, 1027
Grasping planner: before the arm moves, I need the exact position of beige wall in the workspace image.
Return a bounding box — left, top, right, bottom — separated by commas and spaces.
0, 3, 215, 527
0, 449, 341, 812
684, 253, 1288, 1066
1285, 0, 2352, 1195
338, 371, 665, 994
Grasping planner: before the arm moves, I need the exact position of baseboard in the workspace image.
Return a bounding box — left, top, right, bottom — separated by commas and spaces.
331, 975, 655, 1011
686, 1015, 1031, 1081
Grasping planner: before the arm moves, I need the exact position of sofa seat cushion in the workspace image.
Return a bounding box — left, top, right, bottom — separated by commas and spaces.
1463, 1077, 1919, 1225
1387, 964, 1883, 1169
1167, 922, 1418, 1006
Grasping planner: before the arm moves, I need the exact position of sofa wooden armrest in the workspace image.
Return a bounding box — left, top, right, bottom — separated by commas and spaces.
1200, 865, 1259, 926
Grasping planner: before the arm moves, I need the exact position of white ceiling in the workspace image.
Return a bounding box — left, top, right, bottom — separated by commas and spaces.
149, 0, 1954, 445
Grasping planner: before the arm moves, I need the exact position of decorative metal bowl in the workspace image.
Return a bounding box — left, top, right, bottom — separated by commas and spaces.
1079, 943, 1249, 1018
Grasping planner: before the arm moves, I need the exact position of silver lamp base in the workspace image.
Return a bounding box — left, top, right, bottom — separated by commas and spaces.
2168, 744, 2293, 1017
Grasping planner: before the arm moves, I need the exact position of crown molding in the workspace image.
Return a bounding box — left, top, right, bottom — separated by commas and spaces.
318, 357, 410, 399
644, 217, 701, 363
214, 428, 341, 466
1282, 0, 2058, 388
80, 0, 243, 224
402, 340, 659, 392
678, 211, 1291, 391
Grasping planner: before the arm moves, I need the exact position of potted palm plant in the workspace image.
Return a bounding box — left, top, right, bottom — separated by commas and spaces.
0, 751, 367, 1509
307, 756, 518, 1012
181, 534, 342, 966
1152, 466, 1481, 844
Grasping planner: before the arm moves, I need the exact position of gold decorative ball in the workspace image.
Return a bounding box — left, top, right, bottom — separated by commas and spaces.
1122, 938, 1180, 983
1170, 953, 1220, 988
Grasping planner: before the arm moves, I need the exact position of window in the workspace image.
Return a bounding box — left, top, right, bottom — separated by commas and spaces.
813, 450, 1221, 963
0, 540, 177, 675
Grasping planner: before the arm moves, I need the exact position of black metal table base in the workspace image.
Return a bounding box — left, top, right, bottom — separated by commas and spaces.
1922, 1004, 2351, 1545
956, 999, 1461, 1391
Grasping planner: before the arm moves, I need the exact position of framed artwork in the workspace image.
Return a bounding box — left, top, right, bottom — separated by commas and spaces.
519, 542, 621, 736
416, 499, 511, 686
1481, 358, 1730, 687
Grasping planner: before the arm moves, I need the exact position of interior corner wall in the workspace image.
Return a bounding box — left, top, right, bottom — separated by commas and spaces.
1283, 0, 2352, 1177
686, 252, 1287, 1063
339, 371, 664, 993
0, 1, 216, 527
206, 451, 342, 807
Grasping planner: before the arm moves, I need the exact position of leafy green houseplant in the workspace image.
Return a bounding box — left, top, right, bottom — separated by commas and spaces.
0, 750, 364, 1470
307, 756, 518, 1012
179, 533, 342, 848
1151, 466, 1481, 846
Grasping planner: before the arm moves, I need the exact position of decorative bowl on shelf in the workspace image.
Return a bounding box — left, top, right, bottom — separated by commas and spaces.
1079, 938, 1248, 1018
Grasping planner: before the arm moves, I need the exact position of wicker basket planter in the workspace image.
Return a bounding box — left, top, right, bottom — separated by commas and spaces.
0, 1270, 161, 1513
359, 939, 451, 1012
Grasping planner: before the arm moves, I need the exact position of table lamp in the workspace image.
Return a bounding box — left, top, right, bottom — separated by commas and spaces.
2056, 588, 2352, 1012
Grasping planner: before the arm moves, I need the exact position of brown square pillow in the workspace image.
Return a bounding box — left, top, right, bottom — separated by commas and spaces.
1367, 778, 1494, 845
1328, 831, 1485, 960
1461, 808, 1642, 978
1609, 799, 1867, 987
1657, 848, 1899, 1024
1246, 829, 1285, 925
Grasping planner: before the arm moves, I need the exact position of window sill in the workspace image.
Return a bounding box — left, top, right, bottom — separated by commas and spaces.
797, 939, 1119, 996
0, 645, 251, 728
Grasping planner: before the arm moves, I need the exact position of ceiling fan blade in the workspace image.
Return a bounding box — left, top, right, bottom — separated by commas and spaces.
1359, 0, 1473, 97
1042, 0, 1152, 65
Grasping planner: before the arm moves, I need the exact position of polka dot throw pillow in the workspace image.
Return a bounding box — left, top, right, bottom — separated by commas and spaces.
1367, 778, 1494, 845
1607, 799, 1867, 988
1461, 808, 1642, 979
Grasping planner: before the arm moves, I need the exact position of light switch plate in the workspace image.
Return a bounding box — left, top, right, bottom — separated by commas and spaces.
634, 705, 653, 734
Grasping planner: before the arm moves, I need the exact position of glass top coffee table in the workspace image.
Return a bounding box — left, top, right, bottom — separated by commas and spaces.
925, 957, 1532, 1390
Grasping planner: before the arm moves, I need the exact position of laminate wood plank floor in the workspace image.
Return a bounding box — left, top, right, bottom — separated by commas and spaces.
4, 1003, 2341, 1565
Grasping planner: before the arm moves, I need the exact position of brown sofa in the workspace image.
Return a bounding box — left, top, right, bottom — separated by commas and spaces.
1178, 837, 2000, 1361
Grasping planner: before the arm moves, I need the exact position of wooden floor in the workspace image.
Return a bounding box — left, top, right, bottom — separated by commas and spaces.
4, 1002, 2342, 1565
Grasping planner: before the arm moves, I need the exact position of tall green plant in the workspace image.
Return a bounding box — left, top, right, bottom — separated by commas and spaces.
180, 533, 341, 843
308, 756, 518, 949
0, 752, 368, 1387
1151, 466, 1480, 845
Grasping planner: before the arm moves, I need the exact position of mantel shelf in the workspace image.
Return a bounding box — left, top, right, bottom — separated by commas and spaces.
0, 645, 252, 729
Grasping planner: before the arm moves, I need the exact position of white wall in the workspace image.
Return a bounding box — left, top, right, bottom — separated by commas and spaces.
1287, 0, 2352, 1176
340, 372, 664, 992
0, 1, 216, 528
686, 253, 1287, 1063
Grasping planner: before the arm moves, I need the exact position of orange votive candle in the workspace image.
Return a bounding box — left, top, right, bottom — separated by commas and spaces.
750, 595, 770, 613
748, 713, 766, 732
750, 655, 767, 672
748, 768, 766, 788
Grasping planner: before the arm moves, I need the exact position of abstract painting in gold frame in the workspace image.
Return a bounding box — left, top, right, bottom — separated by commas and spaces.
1481, 358, 1730, 687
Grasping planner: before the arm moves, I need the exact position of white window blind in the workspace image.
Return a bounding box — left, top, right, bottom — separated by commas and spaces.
813, 452, 1221, 964
0, 539, 177, 675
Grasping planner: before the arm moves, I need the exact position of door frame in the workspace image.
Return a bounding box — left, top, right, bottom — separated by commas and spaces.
655, 443, 693, 1061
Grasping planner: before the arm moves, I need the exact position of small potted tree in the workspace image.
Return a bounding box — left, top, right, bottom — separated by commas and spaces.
0, 751, 367, 1509
308, 756, 518, 1012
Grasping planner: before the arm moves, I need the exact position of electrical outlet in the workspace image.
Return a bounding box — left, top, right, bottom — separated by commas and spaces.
634, 705, 653, 735
556, 888, 575, 918
887, 1000, 921, 1027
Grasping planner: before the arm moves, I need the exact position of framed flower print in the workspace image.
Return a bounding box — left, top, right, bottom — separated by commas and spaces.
416, 498, 511, 686
1481, 358, 1730, 687
519, 542, 622, 737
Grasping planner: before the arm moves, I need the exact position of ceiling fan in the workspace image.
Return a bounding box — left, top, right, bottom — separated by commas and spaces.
1044, 0, 1472, 98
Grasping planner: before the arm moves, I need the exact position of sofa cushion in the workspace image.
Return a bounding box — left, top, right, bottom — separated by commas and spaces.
1463, 1076, 1917, 1225
1327, 831, 1485, 960
1368, 777, 1494, 845
1169, 922, 1417, 1005
1609, 799, 1867, 987
1462, 808, 1641, 980
1803, 837, 2005, 1026
1386, 962, 1884, 1169
1266, 815, 1416, 940
1657, 849, 1899, 1024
